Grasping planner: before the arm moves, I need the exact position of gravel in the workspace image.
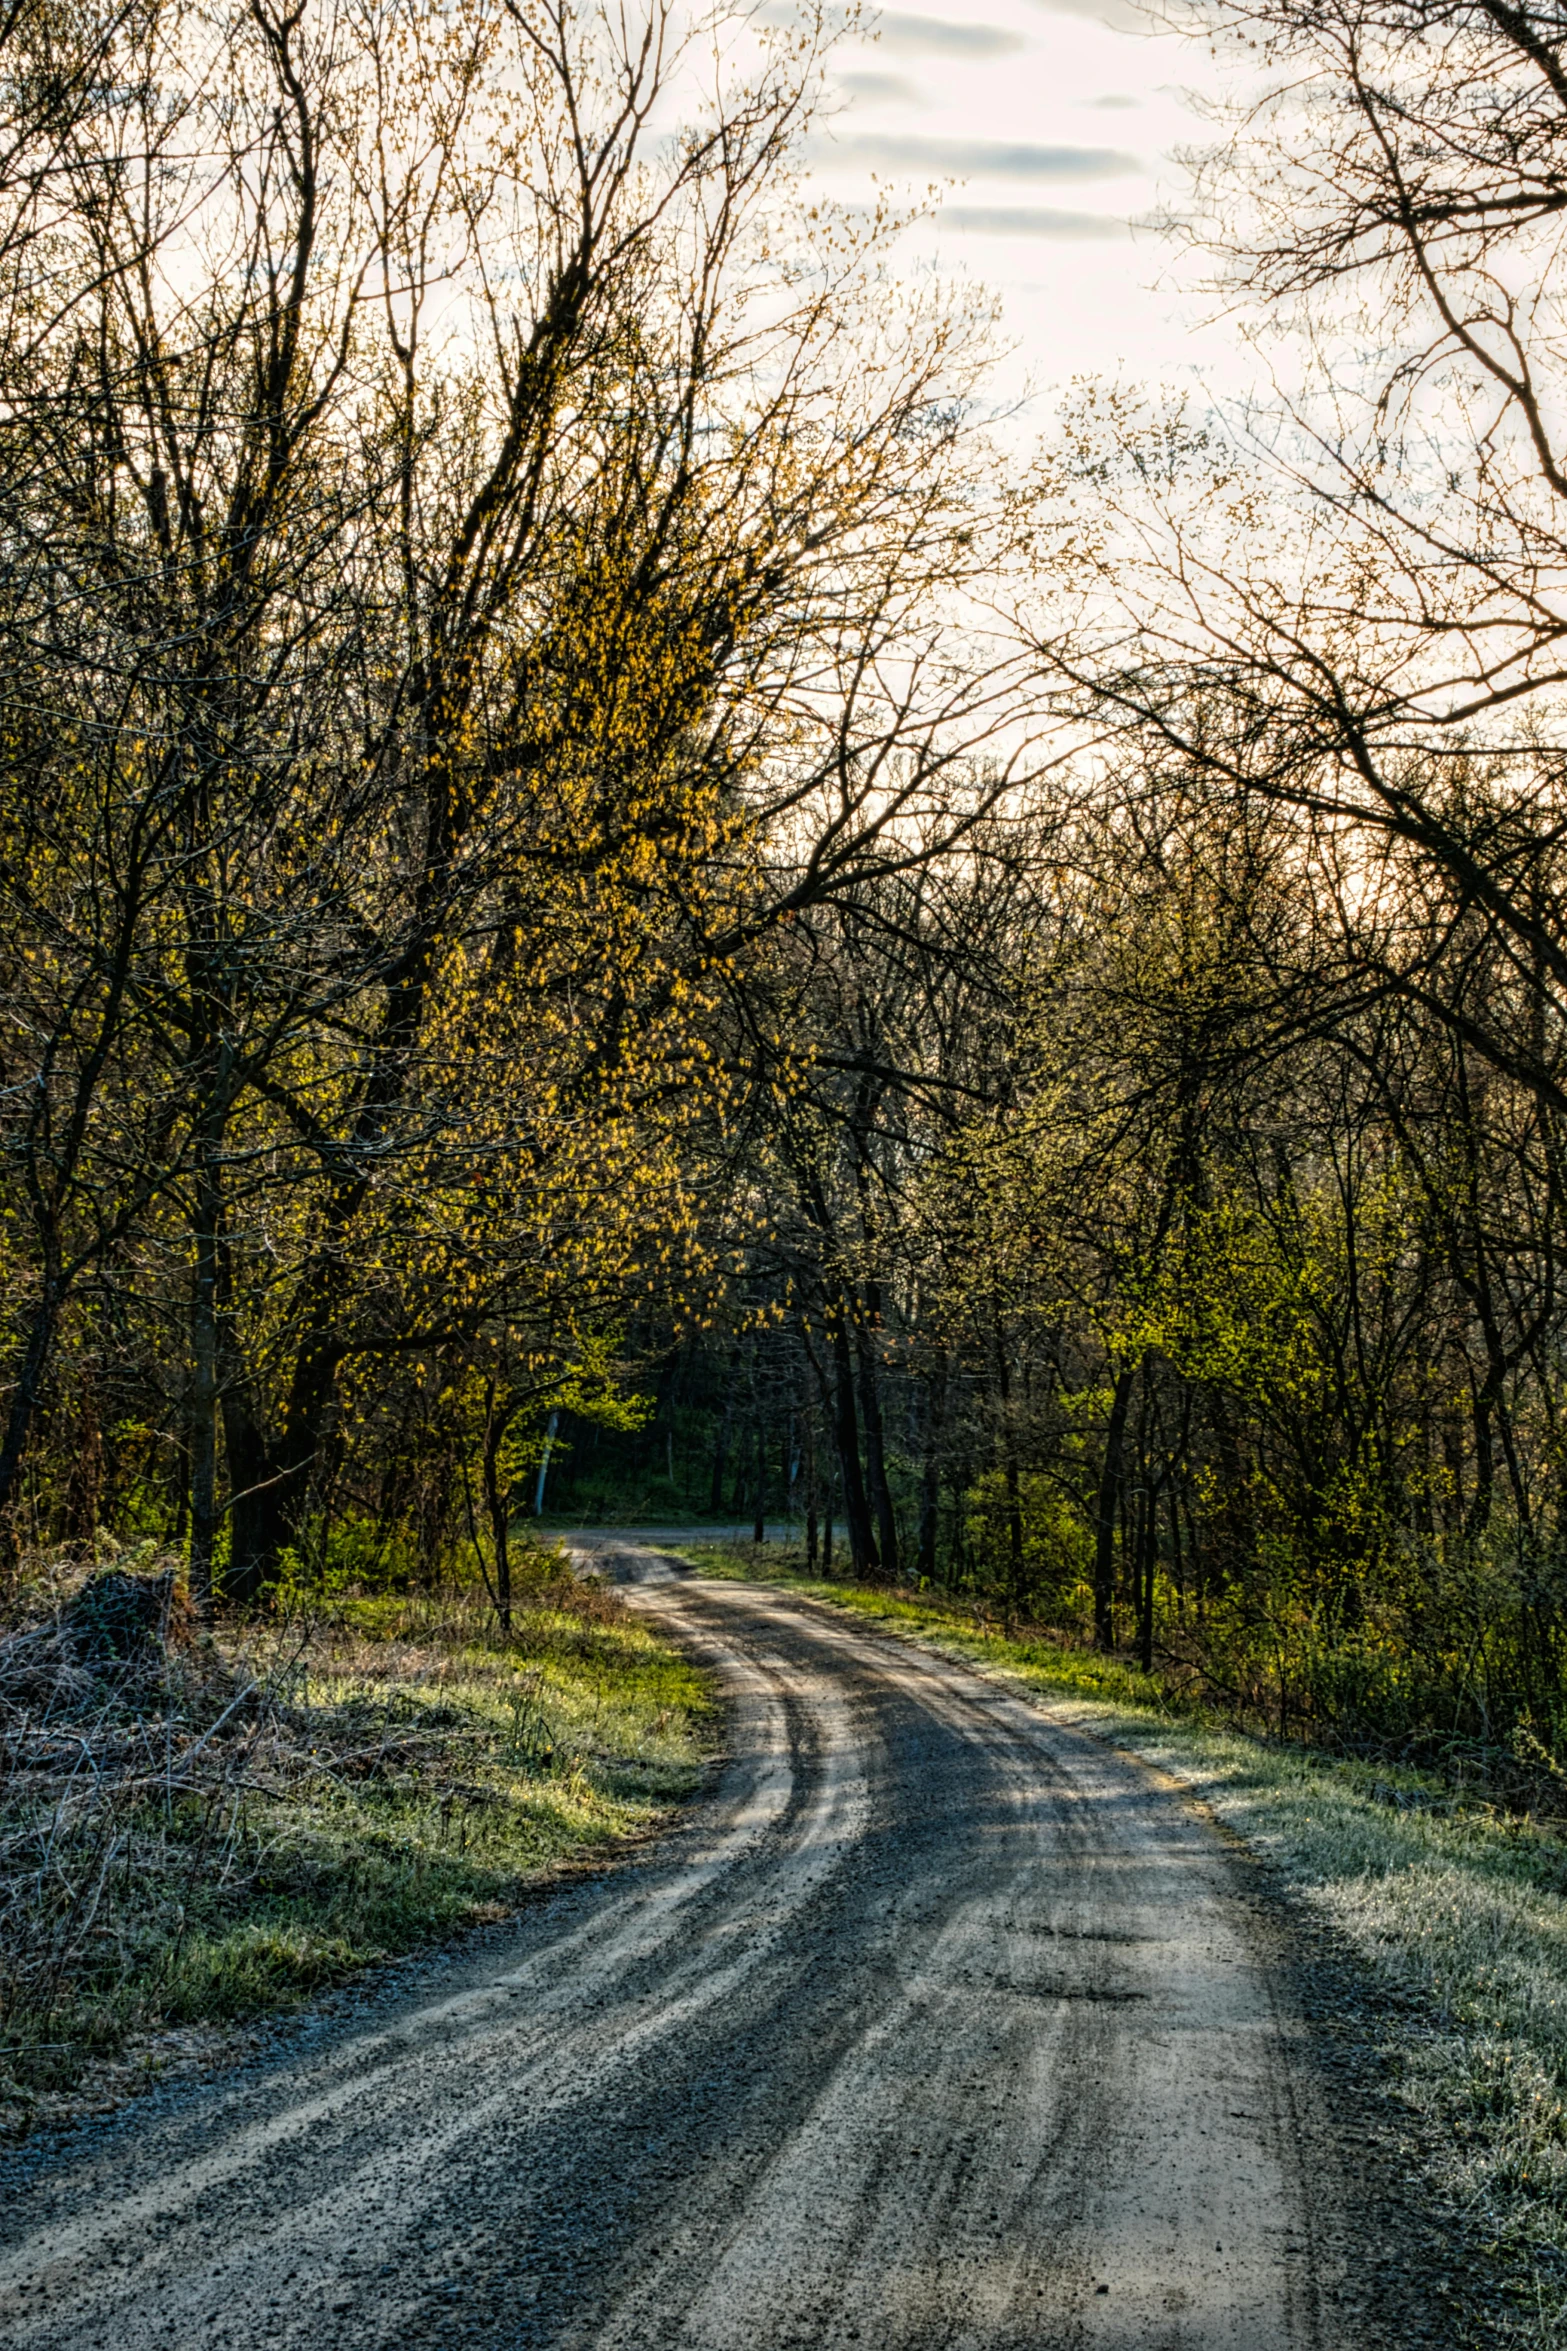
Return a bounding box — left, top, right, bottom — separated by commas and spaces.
0, 1549, 1486, 2348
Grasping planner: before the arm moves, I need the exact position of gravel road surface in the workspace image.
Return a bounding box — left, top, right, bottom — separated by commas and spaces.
0, 1547, 1440, 2349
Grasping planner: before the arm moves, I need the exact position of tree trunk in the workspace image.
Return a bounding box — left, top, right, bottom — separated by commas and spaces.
1166, 1475, 1185, 1622
831, 1310, 878, 1575
188, 1144, 224, 1611
533, 1411, 559, 1518
752, 1413, 766, 1544
483, 1385, 513, 1633
222, 1385, 287, 1607
1094, 1367, 1134, 1650
1137, 1487, 1155, 1674
710, 1381, 733, 1516
995, 1332, 1024, 1616
855, 1311, 898, 1578
804, 1409, 818, 1568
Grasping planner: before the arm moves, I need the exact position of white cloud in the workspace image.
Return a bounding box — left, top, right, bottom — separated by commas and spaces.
1025, 0, 1151, 31
873, 11, 1027, 55
756, 3, 1025, 49
940, 204, 1130, 237
816, 133, 1141, 178
835, 69, 922, 102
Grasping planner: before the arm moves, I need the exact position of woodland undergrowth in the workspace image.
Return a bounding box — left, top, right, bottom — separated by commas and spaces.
0, 1547, 712, 2137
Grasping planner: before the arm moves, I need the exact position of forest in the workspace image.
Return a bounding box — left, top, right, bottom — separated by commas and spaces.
6, 0, 1567, 1783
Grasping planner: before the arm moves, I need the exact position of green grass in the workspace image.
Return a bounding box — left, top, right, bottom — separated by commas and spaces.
0, 1575, 716, 2133
682, 1543, 1567, 2346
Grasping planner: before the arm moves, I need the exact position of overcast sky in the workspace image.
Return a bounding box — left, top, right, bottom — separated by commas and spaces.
794, 1, 1235, 423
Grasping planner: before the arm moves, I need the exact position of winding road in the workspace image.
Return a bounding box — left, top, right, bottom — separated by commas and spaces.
0, 1546, 1422, 2348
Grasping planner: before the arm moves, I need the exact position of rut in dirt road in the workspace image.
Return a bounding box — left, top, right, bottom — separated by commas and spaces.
0, 1550, 1441, 2349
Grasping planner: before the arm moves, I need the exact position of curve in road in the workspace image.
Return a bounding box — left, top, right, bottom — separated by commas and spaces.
0, 1548, 1423, 2349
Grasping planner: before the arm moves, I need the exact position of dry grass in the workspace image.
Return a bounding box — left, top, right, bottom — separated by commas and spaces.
0, 1546, 714, 2136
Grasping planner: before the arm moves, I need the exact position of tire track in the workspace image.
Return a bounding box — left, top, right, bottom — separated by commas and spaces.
0, 1551, 1428, 2348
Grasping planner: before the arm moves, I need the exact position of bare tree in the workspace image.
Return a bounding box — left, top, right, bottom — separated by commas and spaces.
1033, 1, 1567, 1107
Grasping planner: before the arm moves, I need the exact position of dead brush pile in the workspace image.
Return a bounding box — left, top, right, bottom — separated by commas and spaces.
5, 1571, 215, 1949
0, 1552, 710, 2134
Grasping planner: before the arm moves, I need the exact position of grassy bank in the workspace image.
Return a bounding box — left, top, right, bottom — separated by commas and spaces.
0, 1556, 714, 2136
683, 1542, 1567, 2347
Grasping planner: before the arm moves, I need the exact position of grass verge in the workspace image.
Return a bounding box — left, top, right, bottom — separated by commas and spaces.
0, 1559, 715, 2136
682, 1542, 1567, 2348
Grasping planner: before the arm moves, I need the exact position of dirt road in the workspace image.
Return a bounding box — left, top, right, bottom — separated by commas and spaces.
0, 1550, 1437, 2348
